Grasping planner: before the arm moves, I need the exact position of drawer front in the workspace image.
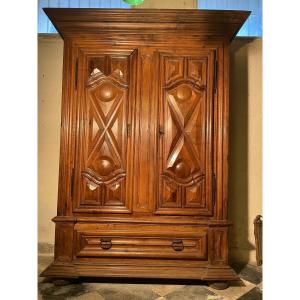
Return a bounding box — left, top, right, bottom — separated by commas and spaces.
75, 223, 208, 260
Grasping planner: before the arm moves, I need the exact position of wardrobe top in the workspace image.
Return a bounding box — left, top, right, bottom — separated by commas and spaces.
44, 8, 250, 41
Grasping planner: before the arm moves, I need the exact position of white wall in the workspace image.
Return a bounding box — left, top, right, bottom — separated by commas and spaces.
229, 38, 262, 264
38, 35, 63, 244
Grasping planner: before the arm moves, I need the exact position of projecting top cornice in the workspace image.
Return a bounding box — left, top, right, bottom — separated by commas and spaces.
44, 8, 250, 41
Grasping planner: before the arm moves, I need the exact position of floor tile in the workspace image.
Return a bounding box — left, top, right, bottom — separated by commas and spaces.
97, 284, 161, 300
206, 296, 226, 300
39, 295, 63, 300
207, 280, 255, 300
164, 285, 216, 300
237, 265, 262, 285
82, 282, 109, 292
82, 282, 184, 298
83, 282, 180, 297
67, 291, 105, 300
236, 287, 262, 300
39, 282, 55, 293
257, 282, 262, 290
39, 281, 87, 299
150, 284, 184, 297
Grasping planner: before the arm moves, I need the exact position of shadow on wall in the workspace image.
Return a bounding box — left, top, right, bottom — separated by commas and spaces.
229, 37, 258, 265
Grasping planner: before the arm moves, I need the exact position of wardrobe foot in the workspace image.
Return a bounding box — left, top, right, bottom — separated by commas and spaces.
209, 281, 229, 290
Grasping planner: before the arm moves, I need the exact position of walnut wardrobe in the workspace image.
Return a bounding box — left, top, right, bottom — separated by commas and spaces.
41, 8, 249, 284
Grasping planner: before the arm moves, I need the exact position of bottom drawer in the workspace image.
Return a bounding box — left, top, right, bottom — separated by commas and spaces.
75, 223, 208, 260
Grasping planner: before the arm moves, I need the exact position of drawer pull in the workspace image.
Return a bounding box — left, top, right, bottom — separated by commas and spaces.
172, 239, 184, 251
100, 238, 112, 250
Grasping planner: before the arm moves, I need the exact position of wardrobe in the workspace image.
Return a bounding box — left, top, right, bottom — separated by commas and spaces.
41, 8, 249, 285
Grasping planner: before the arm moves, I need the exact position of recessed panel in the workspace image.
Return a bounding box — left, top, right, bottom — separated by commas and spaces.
73, 49, 137, 213
157, 51, 214, 216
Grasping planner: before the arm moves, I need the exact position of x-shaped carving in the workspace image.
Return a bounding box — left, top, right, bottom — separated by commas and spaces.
87, 81, 124, 169
166, 87, 202, 170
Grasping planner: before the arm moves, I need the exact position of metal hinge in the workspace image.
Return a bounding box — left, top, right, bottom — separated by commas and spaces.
70, 168, 75, 198
212, 173, 217, 208
75, 58, 78, 90
213, 52, 218, 94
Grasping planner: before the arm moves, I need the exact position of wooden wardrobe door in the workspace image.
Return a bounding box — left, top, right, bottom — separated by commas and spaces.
156, 50, 215, 216
73, 49, 137, 213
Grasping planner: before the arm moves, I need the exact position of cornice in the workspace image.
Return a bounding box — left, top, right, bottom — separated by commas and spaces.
43, 8, 250, 41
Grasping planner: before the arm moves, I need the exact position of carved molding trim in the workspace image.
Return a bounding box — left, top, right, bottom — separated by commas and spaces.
161, 171, 205, 187
52, 216, 77, 223
82, 168, 126, 187
164, 79, 207, 92
87, 69, 128, 89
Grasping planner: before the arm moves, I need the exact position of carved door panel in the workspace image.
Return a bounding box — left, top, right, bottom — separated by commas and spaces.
156, 50, 215, 216
73, 49, 137, 213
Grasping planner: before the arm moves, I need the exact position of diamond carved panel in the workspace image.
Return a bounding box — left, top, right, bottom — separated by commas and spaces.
80, 68, 128, 209
167, 84, 201, 171
164, 84, 205, 181
157, 52, 213, 215
159, 83, 207, 211
73, 50, 138, 213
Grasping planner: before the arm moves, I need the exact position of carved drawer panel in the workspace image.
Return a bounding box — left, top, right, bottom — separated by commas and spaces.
75, 223, 208, 260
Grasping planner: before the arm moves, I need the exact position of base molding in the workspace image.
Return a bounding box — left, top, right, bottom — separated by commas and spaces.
209, 281, 229, 290
40, 262, 77, 278
40, 261, 239, 281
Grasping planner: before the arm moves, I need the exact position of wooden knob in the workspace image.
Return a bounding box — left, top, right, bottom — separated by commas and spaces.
100, 238, 112, 250
172, 239, 184, 251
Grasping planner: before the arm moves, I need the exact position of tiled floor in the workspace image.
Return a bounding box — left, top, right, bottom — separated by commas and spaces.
38, 254, 262, 300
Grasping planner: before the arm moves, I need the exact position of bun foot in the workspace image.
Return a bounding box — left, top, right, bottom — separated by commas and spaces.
209, 281, 229, 290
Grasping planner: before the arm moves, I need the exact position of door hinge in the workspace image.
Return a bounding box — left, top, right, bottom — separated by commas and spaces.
212, 173, 217, 208
70, 168, 75, 198
213, 52, 218, 94
75, 58, 78, 90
